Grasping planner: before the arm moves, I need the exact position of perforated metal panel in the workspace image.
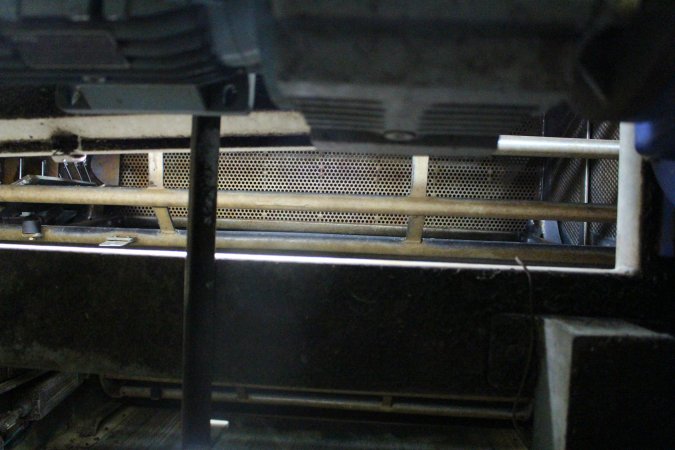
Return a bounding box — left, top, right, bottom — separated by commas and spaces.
544, 120, 619, 245
545, 159, 618, 245
425, 157, 543, 232
119, 152, 544, 234
589, 159, 619, 242
119, 154, 153, 217
163, 152, 412, 226
165, 152, 412, 195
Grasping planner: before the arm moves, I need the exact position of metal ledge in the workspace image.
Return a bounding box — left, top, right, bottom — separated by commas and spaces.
0, 225, 615, 267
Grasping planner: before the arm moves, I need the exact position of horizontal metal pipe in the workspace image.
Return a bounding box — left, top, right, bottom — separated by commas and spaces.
0, 137, 618, 159
497, 135, 619, 159
116, 385, 523, 421
0, 226, 615, 267
0, 185, 617, 222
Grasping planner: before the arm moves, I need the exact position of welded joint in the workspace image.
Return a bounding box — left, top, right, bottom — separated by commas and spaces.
406, 155, 429, 243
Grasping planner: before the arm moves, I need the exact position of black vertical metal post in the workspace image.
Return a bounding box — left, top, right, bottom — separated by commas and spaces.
181, 115, 221, 450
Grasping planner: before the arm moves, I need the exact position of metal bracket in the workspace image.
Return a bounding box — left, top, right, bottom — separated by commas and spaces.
55, 74, 255, 116
148, 152, 176, 234
406, 155, 429, 242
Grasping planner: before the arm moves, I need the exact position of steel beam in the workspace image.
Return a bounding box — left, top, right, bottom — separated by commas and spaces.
181, 116, 221, 450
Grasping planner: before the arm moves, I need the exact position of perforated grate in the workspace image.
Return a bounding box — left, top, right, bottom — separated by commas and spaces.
545, 159, 618, 244
120, 152, 542, 234
119, 154, 153, 217
119, 154, 149, 187
164, 152, 412, 195
425, 157, 543, 232
162, 152, 412, 226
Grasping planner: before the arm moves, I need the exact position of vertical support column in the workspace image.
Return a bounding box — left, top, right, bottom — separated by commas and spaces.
615, 123, 642, 274
148, 152, 175, 233
181, 116, 221, 450
405, 155, 429, 242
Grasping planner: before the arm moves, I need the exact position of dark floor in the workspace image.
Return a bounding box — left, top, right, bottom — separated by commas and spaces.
16, 403, 525, 450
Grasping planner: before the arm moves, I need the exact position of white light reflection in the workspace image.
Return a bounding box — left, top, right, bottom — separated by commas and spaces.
0, 242, 616, 274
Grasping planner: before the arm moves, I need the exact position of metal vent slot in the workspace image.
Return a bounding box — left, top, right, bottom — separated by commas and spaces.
295, 98, 386, 132
419, 103, 539, 136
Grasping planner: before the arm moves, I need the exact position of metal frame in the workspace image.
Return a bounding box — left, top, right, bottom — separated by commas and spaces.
0, 123, 641, 274
614, 123, 642, 274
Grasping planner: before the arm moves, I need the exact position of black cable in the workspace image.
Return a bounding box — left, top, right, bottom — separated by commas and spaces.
512, 257, 536, 449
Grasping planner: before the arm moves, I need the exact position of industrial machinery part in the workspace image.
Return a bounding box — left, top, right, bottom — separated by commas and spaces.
101, 377, 530, 421
0, 370, 45, 396
0, 114, 637, 273
0, 1, 671, 150
0, 0, 256, 115
0, 372, 84, 445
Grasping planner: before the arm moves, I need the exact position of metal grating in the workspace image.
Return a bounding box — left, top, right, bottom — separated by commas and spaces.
164, 152, 411, 195
545, 120, 619, 245
120, 152, 543, 235
119, 154, 153, 217
589, 159, 618, 242
546, 158, 584, 244
425, 157, 543, 233
545, 159, 618, 245
163, 151, 411, 226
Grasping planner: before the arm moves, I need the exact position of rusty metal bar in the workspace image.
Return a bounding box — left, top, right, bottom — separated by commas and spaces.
0, 225, 615, 267
0, 186, 617, 223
